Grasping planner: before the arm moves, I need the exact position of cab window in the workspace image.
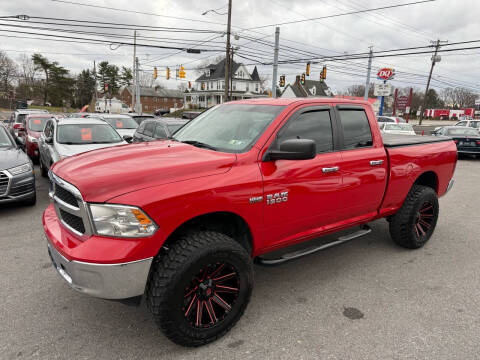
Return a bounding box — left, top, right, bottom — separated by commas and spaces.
338, 109, 373, 149
144, 122, 155, 137
277, 109, 333, 153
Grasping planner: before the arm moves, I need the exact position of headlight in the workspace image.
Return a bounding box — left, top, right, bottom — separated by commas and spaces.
89, 204, 157, 238
7, 163, 33, 176
27, 135, 38, 143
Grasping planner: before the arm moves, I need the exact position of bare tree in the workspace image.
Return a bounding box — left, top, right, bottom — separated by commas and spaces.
343, 83, 375, 97
452, 87, 477, 108
194, 55, 224, 75
16, 53, 37, 99
137, 71, 156, 88
0, 51, 17, 95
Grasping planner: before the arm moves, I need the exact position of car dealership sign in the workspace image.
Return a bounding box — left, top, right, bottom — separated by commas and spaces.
377, 68, 395, 81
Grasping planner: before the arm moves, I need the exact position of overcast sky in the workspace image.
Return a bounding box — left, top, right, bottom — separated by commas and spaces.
1, 0, 479, 95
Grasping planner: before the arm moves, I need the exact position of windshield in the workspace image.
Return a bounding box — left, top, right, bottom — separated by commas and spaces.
28, 117, 50, 132
173, 104, 285, 153
104, 117, 138, 129
0, 127, 14, 147
447, 128, 479, 136
57, 124, 123, 144
385, 124, 414, 131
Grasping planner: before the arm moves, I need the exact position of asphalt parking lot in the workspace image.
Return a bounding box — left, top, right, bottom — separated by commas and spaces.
1, 159, 480, 360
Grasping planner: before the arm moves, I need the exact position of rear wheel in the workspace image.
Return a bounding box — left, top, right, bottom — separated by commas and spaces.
146, 231, 253, 347
39, 158, 48, 177
389, 185, 439, 249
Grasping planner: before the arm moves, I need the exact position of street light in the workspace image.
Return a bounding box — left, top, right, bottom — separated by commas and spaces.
201, 5, 228, 16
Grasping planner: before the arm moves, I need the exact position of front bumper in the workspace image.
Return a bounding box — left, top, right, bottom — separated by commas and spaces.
46, 235, 153, 299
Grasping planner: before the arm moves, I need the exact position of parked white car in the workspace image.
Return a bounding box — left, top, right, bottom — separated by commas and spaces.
91, 114, 139, 139
38, 117, 128, 176
380, 123, 416, 135
454, 119, 480, 131
377, 116, 407, 127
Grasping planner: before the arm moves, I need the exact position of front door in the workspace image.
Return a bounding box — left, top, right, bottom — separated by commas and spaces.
261, 106, 343, 249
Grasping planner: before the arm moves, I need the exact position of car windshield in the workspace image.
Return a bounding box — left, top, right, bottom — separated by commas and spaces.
57, 124, 123, 144
0, 127, 14, 147
385, 124, 414, 131
447, 128, 478, 136
28, 117, 50, 131
173, 104, 285, 153
104, 117, 138, 129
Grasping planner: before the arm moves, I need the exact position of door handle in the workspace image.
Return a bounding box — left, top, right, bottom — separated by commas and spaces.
322, 166, 339, 173
370, 160, 384, 166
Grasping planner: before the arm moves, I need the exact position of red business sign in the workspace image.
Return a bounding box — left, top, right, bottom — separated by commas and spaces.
377, 68, 395, 80
396, 96, 409, 109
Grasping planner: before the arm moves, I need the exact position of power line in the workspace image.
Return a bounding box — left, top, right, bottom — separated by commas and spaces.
245, 0, 436, 30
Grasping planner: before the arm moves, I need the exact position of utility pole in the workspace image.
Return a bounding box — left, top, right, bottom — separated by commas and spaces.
419, 39, 447, 125
229, 46, 234, 100
132, 30, 137, 112
224, 0, 232, 102
93, 61, 98, 111
364, 46, 373, 100
272, 27, 280, 98
135, 57, 141, 114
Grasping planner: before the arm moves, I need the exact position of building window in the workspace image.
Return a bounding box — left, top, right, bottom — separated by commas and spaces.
222, 81, 225, 90
246, 83, 249, 92
233, 81, 236, 91
255, 83, 259, 92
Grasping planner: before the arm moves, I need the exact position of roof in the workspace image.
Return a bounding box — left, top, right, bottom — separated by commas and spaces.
15, 109, 49, 114
25, 113, 55, 118
57, 117, 109, 125
91, 114, 131, 119
144, 118, 188, 125
124, 87, 183, 98
228, 97, 373, 107
195, 58, 259, 82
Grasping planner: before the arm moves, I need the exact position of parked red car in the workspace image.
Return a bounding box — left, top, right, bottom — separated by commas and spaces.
20, 114, 54, 160
44, 98, 457, 347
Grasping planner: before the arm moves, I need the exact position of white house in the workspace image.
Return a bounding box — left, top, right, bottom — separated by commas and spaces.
184, 58, 266, 108
95, 96, 130, 113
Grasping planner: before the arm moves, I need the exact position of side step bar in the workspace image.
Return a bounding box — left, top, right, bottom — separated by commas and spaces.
255, 225, 372, 266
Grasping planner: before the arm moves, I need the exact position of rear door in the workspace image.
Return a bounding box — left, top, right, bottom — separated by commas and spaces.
261, 106, 343, 248
334, 105, 388, 221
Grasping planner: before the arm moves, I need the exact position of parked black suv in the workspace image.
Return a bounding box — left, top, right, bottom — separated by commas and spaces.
132, 118, 188, 142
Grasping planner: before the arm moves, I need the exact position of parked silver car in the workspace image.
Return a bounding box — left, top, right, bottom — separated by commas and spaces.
0, 125, 36, 205
38, 117, 128, 176
91, 114, 139, 139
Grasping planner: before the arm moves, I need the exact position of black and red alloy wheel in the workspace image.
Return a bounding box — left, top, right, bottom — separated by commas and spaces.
183, 262, 240, 328
414, 201, 435, 238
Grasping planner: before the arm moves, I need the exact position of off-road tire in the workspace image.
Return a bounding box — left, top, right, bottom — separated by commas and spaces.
146, 231, 253, 347
389, 185, 439, 249
39, 159, 48, 177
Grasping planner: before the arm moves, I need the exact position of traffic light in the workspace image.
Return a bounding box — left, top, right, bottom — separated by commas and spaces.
320, 66, 327, 81
153, 66, 158, 79
279, 74, 285, 87
166, 67, 170, 80
179, 65, 186, 79
306, 62, 311, 76
301, 73, 305, 85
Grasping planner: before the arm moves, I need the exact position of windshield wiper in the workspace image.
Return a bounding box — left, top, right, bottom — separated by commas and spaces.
180, 140, 217, 151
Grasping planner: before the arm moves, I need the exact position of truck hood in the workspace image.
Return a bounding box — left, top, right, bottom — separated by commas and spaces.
0, 147, 31, 170
52, 140, 236, 202
55, 141, 127, 157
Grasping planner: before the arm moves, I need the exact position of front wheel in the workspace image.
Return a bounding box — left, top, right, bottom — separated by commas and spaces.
389, 185, 439, 249
146, 231, 253, 347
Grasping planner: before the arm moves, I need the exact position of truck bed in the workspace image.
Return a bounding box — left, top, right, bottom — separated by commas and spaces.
382, 133, 452, 148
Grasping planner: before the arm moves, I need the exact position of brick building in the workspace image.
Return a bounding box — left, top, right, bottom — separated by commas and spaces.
119, 86, 184, 114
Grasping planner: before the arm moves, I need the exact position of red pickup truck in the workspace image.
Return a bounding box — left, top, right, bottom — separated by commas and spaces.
43, 98, 457, 346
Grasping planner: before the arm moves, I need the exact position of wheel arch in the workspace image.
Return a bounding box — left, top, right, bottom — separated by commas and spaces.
161, 211, 254, 256
413, 171, 439, 193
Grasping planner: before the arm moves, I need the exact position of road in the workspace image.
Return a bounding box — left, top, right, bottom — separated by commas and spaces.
1, 160, 480, 360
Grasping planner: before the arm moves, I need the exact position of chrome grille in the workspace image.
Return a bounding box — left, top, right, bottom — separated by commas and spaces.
0, 171, 9, 196
50, 172, 91, 238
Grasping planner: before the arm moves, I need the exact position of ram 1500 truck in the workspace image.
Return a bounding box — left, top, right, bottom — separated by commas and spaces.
43, 98, 457, 347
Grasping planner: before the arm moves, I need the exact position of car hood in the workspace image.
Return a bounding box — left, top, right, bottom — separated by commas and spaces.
0, 147, 31, 170
55, 141, 127, 157
115, 128, 137, 137
52, 140, 236, 202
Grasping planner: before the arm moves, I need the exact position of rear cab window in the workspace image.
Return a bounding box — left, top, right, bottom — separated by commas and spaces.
337, 108, 373, 149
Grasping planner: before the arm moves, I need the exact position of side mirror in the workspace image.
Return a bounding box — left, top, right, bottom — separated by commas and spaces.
45, 136, 53, 144
265, 139, 316, 161
15, 136, 24, 146
123, 135, 133, 143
